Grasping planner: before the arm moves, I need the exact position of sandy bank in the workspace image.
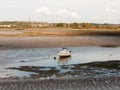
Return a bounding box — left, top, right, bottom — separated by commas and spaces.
0, 36, 120, 49
0, 29, 120, 36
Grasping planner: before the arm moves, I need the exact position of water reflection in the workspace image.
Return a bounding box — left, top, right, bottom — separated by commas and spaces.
57, 57, 71, 65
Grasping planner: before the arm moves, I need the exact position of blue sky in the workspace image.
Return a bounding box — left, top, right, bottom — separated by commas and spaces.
0, 0, 120, 23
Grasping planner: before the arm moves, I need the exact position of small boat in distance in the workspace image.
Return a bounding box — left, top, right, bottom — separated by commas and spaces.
58, 47, 71, 58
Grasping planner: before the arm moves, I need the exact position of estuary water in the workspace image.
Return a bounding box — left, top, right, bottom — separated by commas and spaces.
0, 47, 120, 78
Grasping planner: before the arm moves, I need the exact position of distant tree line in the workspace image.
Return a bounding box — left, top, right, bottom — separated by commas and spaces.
0, 21, 120, 30
53, 23, 120, 30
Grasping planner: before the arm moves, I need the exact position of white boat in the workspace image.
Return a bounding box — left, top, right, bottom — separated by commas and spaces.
58, 48, 71, 58
58, 29, 72, 58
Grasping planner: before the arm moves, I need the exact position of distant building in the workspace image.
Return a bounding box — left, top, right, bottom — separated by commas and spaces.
0, 24, 11, 28
31, 23, 50, 28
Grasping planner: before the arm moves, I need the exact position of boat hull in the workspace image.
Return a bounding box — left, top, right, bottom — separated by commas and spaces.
59, 55, 71, 58
58, 48, 71, 58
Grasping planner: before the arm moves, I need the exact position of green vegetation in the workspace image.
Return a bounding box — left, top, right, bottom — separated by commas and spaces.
0, 21, 120, 30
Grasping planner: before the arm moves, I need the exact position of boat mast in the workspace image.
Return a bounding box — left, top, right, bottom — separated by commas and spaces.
62, 28, 65, 48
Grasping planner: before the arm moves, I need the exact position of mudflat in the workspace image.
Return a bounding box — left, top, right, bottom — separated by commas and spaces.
0, 29, 120, 49
0, 36, 120, 49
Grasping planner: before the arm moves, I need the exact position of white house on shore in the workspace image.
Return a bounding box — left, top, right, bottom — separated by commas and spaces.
0, 24, 12, 28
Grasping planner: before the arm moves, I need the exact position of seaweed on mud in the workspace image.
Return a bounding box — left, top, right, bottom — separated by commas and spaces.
7, 60, 120, 78
7, 66, 60, 78
30, 69, 60, 78
70, 60, 120, 71
80, 60, 120, 70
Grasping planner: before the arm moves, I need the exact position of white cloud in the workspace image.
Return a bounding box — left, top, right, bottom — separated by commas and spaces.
35, 7, 50, 14
34, 7, 81, 20
91, 0, 120, 24
56, 9, 81, 19
56, 9, 69, 16
70, 12, 81, 19
105, 7, 110, 12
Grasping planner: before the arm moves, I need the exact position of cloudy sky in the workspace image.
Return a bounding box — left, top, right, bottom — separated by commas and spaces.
0, 0, 120, 23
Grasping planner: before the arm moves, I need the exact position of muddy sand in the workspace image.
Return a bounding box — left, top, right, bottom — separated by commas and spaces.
0, 76, 120, 90
0, 36, 120, 49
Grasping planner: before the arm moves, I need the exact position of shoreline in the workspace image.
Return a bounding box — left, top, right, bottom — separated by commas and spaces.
0, 76, 120, 90
1, 60, 120, 90
0, 29, 120, 37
